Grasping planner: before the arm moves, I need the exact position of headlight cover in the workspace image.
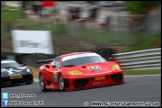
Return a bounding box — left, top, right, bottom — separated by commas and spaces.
26, 68, 32, 73
68, 70, 83, 75
110, 64, 121, 71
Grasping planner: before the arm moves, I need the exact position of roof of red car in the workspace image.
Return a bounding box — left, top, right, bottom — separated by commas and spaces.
59, 52, 95, 58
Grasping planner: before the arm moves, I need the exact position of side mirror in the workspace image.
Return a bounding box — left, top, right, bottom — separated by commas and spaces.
22, 63, 27, 66
52, 65, 56, 68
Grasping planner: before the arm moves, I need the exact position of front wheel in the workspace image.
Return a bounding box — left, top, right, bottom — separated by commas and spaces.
39, 74, 47, 92
59, 74, 65, 91
26, 76, 33, 85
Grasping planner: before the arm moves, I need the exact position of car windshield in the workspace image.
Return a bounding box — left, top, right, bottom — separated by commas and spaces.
1, 62, 20, 69
62, 56, 106, 67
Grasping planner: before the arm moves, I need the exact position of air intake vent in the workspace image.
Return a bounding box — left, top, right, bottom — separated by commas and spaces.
74, 78, 89, 88
111, 74, 123, 82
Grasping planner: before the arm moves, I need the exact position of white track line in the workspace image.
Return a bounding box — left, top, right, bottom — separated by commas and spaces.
34, 78, 39, 82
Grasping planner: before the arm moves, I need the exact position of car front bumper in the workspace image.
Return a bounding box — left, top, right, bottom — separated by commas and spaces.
1, 74, 33, 87
63, 71, 124, 91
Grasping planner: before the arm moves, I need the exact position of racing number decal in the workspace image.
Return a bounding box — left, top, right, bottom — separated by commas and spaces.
53, 71, 59, 82
87, 66, 101, 71
53, 71, 58, 75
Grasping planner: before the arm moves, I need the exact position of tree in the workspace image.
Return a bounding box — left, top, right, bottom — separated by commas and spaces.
124, 1, 160, 15
124, 1, 160, 33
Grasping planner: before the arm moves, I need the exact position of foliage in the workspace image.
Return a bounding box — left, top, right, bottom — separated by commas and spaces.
124, 1, 160, 14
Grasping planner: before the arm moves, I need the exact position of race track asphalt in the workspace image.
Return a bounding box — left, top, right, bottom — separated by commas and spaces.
1, 75, 161, 107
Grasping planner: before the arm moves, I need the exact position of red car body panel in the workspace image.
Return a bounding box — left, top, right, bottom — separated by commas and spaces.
39, 52, 124, 91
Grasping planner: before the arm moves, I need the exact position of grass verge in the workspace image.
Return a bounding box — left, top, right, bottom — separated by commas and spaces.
25, 21, 68, 35
124, 69, 161, 75
125, 31, 161, 52
1, 9, 24, 23
1, 9, 68, 37
69, 25, 146, 46
1, 9, 25, 37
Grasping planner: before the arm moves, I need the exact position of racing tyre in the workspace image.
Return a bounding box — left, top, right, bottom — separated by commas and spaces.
39, 74, 48, 92
59, 74, 65, 91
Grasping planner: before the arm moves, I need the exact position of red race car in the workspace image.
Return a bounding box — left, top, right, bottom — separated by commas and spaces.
37, 52, 124, 92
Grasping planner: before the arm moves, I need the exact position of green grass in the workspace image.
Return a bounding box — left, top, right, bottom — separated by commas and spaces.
1, 9, 24, 23
1, 9, 26, 37
69, 22, 161, 51
1, 9, 68, 37
126, 31, 161, 52
124, 69, 161, 75
69, 25, 145, 46
24, 21, 68, 34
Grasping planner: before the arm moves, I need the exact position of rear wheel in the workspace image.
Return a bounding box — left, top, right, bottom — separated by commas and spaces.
59, 74, 65, 91
39, 74, 47, 92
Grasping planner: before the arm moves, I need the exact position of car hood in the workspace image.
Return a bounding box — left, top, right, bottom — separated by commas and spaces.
62, 61, 120, 75
1, 66, 27, 76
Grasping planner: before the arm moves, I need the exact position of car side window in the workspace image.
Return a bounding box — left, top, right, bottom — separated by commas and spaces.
52, 57, 61, 68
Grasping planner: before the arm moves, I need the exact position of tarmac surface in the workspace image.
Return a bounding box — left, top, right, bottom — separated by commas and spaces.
1, 74, 161, 107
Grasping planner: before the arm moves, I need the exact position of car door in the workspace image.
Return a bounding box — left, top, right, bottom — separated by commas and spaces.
45, 57, 61, 82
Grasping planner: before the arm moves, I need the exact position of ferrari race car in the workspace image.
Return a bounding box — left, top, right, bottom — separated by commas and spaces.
1, 60, 33, 87
38, 52, 124, 92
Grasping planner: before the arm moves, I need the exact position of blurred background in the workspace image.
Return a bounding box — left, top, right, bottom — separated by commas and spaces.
1, 1, 161, 77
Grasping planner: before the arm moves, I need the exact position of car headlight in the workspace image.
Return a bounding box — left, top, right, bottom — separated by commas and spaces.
110, 64, 121, 71
26, 68, 31, 73
68, 70, 83, 75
